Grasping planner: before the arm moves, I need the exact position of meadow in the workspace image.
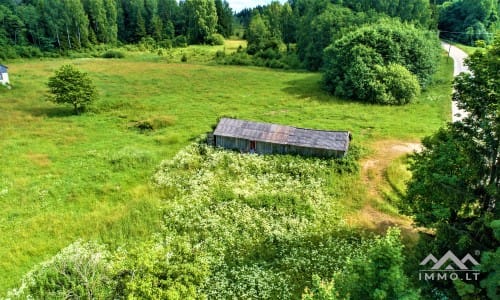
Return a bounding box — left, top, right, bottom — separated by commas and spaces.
0, 45, 453, 293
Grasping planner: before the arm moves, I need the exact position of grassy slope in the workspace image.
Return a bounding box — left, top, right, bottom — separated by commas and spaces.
0, 51, 452, 292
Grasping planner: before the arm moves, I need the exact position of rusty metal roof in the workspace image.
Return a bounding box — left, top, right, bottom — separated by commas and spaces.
213, 118, 350, 152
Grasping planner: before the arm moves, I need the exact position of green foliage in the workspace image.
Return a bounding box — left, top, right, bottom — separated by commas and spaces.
174, 35, 188, 48
101, 50, 125, 58
303, 228, 420, 300
219, 50, 303, 70
302, 275, 340, 300
375, 63, 421, 105
439, 0, 498, 45
323, 20, 440, 104
47, 65, 98, 114
342, 0, 432, 27
403, 35, 500, 298
337, 228, 420, 299
113, 239, 209, 299
296, 3, 374, 71
7, 241, 114, 299
246, 13, 271, 54
479, 220, 500, 299
206, 33, 225, 45
185, 0, 218, 44
214, 0, 233, 37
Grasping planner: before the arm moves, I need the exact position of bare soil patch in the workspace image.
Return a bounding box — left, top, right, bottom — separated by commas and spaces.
347, 140, 422, 240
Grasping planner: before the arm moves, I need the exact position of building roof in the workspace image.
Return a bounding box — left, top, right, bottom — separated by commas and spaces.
0, 64, 7, 73
213, 118, 350, 152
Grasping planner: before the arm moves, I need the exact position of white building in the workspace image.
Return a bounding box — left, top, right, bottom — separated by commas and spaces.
0, 64, 9, 86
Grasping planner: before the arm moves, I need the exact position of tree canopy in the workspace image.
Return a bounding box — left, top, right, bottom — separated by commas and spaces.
47, 64, 97, 114
402, 34, 499, 299
438, 0, 499, 45
322, 20, 440, 104
0, 0, 235, 58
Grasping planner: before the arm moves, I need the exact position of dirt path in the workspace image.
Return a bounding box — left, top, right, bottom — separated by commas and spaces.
347, 140, 422, 240
361, 140, 421, 198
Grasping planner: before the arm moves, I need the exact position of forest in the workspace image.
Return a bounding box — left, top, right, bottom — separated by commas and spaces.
0, 0, 498, 57
0, 0, 499, 299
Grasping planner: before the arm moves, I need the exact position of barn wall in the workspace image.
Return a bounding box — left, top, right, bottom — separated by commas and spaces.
287, 145, 344, 158
215, 136, 249, 151
215, 136, 346, 158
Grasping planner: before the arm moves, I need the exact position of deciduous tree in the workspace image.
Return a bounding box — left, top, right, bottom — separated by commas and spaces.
47, 64, 97, 114
403, 34, 499, 298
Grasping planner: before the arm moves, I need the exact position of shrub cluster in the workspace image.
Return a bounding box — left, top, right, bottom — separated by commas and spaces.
218, 50, 302, 69
101, 50, 125, 59
323, 20, 440, 105
0, 45, 44, 60
8, 143, 383, 299
206, 33, 225, 46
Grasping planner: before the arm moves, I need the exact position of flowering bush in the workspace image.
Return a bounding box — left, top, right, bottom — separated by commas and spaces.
152, 143, 367, 297
9, 143, 375, 299
7, 241, 114, 299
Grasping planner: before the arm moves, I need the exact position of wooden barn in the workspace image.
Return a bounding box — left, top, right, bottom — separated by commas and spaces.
0, 64, 9, 86
212, 118, 351, 158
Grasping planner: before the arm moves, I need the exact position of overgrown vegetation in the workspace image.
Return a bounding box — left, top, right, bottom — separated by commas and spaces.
7, 143, 420, 299
0, 53, 453, 294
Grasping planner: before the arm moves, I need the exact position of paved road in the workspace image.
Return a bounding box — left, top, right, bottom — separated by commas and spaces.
441, 42, 469, 122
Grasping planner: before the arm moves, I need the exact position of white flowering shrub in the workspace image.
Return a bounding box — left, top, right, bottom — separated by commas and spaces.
111, 239, 210, 300
7, 241, 114, 300
152, 143, 367, 298
8, 143, 373, 299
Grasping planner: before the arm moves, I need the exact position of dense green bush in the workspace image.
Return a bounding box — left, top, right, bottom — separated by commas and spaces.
217, 51, 254, 66
158, 39, 173, 49
7, 241, 115, 299
303, 228, 420, 299
207, 33, 225, 45
0, 45, 44, 59
219, 51, 303, 70
323, 20, 440, 104
174, 35, 188, 48
101, 50, 125, 58
375, 63, 421, 105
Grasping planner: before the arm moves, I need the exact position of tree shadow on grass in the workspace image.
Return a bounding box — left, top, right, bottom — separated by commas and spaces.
281, 76, 349, 104
27, 105, 76, 118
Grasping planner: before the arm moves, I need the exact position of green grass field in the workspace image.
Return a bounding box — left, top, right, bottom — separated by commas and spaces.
0, 48, 453, 293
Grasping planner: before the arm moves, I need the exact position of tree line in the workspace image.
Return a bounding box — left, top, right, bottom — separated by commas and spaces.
0, 0, 233, 58
438, 0, 499, 45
